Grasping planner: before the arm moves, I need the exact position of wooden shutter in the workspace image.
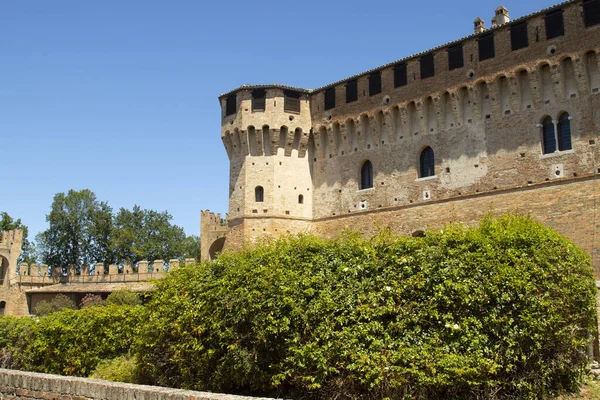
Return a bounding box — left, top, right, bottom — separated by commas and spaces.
448, 45, 464, 70
545, 9, 564, 39
394, 63, 407, 87
510, 22, 529, 51
478, 33, 495, 61
584, 0, 600, 27
369, 72, 382, 96
346, 80, 358, 103
324, 88, 336, 110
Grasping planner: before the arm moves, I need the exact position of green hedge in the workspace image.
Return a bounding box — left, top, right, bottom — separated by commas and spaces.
136, 215, 597, 399
0, 304, 143, 376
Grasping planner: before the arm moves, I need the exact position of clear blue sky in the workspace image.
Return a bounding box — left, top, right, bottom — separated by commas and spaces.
1, 0, 558, 240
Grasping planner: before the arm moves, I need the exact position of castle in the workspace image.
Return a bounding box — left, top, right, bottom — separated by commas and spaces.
201, 0, 600, 277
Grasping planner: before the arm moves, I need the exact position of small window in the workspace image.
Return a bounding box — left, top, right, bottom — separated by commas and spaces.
298, 194, 304, 204
478, 33, 495, 61
510, 21, 529, 51
394, 63, 407, 87
360, 160, 373, 190
225, 94, 237, 116
252, 89, 266, 112
0, 301, 5, 316
284, 90, 301, 113
584, 0, 600, 27
346, 80, 358, 103
369, 71, 382, 96
420, 53, 435, 79
545, 9, 564, 39
255, 186, 264, 202
419, 147, 435, 178
324, 88, 336, 110
542, 116, 556, 154
557, 112, 572, 151
448, 44, 464, 70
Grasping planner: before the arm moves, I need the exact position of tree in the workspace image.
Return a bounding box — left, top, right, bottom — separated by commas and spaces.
112, 205, 187, 266
181, 235, 201, 262
36, 190, 113, 270
0, 212, 36, 264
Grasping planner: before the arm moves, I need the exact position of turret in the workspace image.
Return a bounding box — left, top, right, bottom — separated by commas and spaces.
474, 17, 486, 34
492, 5, 510, 27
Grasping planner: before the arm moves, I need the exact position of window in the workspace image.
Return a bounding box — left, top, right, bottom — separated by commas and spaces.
584, 0, 600, 27
478, 33, 495, 61
252, 89, 266, 112
360, 160, 373, 189
255, 186, 264, 202
369, 71, 381, 96
419, 147, 435, 178
557, 112, 572, 151
511, 21, 529, 50
542, 116, 556, 154
284, 90, 301, 113
225, 94, 237, 116
420, 53, 435, 79
545, 9, 564, 39
448, 44, 464, 70
394, 63, 407, 87
0, 301, 5, 316
298, 194, 304, 204
346, 80, 358, 103
324, 88, 336, 110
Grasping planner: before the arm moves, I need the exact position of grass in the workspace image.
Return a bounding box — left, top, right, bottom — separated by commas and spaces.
556, 379, 600, 399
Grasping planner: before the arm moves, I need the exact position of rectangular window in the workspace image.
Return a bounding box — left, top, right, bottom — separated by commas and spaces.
346, 80, 358, 103
584, 0, 600, 27
284, 90, 301, 113
447, 44, 464, 70
510, 21, 529, 50
324, 88, 336, 110
478, 33, 495, 61
420, 53, 435, 78
369, 71, 381, 96
251, 89, 266, 112
225, 94, 236, 116
393, 63, 407, 87
545, 9, 564, 39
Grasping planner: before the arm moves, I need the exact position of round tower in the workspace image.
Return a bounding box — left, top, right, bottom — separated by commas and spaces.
219, 84, 314, 246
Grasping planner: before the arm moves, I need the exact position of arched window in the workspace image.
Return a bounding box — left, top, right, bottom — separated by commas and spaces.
557, 112, 572, 151
298, 194, 304, 204
419, 147, 435, 178
255, 186, 264, 202
542, 116, 556, 154
360, 160, 373, 190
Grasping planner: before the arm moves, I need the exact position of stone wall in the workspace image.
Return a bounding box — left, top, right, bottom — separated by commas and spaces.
0, 369, 277, 400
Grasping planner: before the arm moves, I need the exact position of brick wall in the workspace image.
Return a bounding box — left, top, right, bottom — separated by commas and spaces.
0, 369, 278, 400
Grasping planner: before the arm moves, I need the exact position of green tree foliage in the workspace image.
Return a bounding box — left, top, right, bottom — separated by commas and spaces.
36, 190, 114, 269
0, 304, 143, 376
181, 234, 201, 262
136, 215, 596, 399
90, 355, 140, 383
111, 205, 187, 265
33, 294, 77, 316
0, 212, 35, 264
81, 294, 105, 308
106, 289, 142, 306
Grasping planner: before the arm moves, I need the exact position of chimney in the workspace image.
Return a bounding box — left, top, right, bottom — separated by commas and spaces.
492, 5, 510, 27
474, 17, 485, 34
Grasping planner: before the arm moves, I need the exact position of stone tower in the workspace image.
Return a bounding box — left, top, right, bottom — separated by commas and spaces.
218, 85, 314, 249
492, 6, 510, 27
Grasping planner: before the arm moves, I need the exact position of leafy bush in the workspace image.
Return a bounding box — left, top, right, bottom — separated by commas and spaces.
33, 294, 76, 316
106, 289, 141, 306
90, 355, 140, 383
136, 215, 597, 399
0, 304, 143, 377
81, 294, 105, 308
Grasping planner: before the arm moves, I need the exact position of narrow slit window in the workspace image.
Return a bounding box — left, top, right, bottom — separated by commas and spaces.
542, 116, 556, 154
557, 112, 572, 151
394, 63, 407, 87
346, 80, 358, 103
478, 33, 495, 61
255, 186, 264, 202
419, 147, 435, 178
284, 90, 301, 113
510, 21, 529, 50
369, 71, 382, 96
324, 88, 336, 110
360, 160, 373, 189
252, 89, 266, 112
583, 0, 600, 27
420, 53, 435, 79
448, 44, 464, 70
545, 9, 564, 39
225, 94, 237, 116
298, 194, 304, 204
